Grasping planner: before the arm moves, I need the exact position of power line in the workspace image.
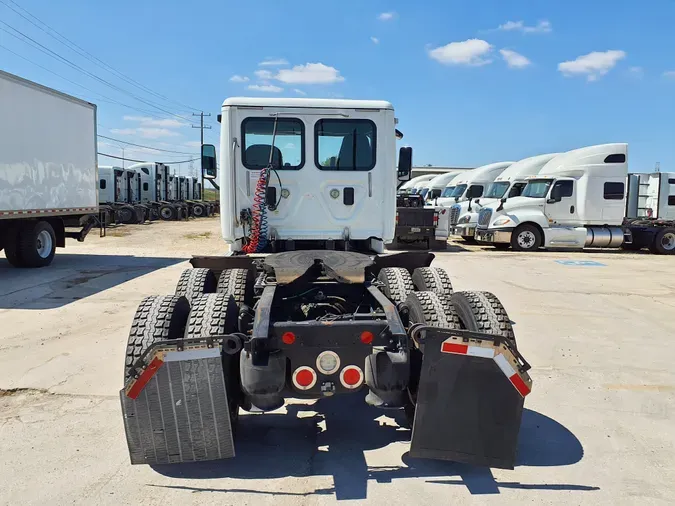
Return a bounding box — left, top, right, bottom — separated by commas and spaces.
0, 0, 202, 114
98, 152, 199, 164
0, 20, 190, 121
0, 42, 191, 120
97, 135, 198, 155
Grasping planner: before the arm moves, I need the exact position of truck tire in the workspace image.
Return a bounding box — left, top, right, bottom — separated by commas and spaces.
217, 268, 254, 307
511, 223, 542, 251
3, 226, 24, 267
648, 228, 675, 255
192, 203, 206, 218
377, 267, 414, 305
159, 204, 176, 220
412, 267, 453, 299
118, 205, 136, 224
451, 291, 516, 347
175, 268, 217, 305
124, 295, 190, 380
17, 220, 56, 268
184, 293, 241, 424
403, 291, 460, 426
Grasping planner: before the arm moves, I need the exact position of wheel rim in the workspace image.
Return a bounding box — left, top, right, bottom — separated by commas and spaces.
121, 209, 132, 221
194, 206, 203, 216
36, 230, 53, 258
517, 230, 536, 249
161, 208, 172, 219
661, 232, 675, 251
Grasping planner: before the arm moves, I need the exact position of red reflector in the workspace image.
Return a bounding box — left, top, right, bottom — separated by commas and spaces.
395, 212, 399, 225
441, 342, 468, 355
296, 369, 314, 387
282, 332, 296, 345
360, 331, 374, 344
126, 355, 164, 399
509, 373, 531, 397
343, 368, 361, 386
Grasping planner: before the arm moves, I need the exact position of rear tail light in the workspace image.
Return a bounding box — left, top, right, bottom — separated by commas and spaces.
282, 332, 296, 345
293, 366, 317, 390
360, 331, 374, 345
340, 366, 364, 389
395, 211, 399, 225
433, 212, 439, 226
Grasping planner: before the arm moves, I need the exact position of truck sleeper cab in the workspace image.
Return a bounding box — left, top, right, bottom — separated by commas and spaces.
475, 144, 630, 251
98, 166, 143, 224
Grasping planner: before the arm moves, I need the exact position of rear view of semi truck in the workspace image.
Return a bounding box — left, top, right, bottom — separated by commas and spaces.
1, 70, 99, 268
120, 97, 533, 470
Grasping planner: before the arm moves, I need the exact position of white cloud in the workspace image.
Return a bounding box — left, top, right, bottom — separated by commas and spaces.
663, 70, 675, 79
499, 49, 531, 69
558, 50, 626, 81
184, 140, 202, 147
293, 88, 307, 96
259, 58, 289, 66
428, 39, 493, 66
229, 75, 249, 83
378, 12, 396, 21
498, 20, 552, 34
123, 116, 185, 128
275, 63, 345, 84
254, 69, 273, 80
371, 36, 380, 44
248, 84, 284, 93
110, 127, 179, 139
629, 66, 644, 78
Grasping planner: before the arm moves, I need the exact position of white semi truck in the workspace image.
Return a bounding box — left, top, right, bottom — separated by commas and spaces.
449, 153, 560, 241
1, 70, 99, 268
433, 161, 513, 241
474, 143, 675, 254
119, 97, 533, 470
98, 166, 146, 224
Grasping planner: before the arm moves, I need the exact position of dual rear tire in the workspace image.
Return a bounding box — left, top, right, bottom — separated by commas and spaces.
3, 220, 57, 268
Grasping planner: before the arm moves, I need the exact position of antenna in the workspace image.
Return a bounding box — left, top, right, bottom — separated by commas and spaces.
655, 162, 661, 172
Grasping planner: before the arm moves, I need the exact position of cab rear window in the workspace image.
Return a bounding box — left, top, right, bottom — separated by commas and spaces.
315, 119, 376, 171
242, 117, 304, 170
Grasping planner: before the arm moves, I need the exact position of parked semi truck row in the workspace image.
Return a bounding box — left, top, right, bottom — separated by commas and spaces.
98, 164, 217, 223
1, 69, 101, 268
473, 144, 675, 254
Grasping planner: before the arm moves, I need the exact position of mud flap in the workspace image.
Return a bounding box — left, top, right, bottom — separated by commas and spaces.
120, 343, 235, 465
409, 328, 531, 469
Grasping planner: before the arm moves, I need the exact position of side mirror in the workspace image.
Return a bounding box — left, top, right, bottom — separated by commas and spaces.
201, 144, 217, 180
500, 197, 507, 203
397, 147, 412, 182
547, 186, 562, 203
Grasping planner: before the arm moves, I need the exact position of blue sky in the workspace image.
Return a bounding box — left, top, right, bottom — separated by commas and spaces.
1, 0, 674, 172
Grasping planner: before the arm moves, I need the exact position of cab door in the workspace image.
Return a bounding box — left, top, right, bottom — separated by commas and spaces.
544, 179, 578, 226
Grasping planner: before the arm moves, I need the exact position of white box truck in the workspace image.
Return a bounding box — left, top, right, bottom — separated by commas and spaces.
1, 70, 99, 268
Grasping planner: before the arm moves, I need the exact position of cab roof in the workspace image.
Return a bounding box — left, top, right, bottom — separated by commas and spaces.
222, 97, 393, 110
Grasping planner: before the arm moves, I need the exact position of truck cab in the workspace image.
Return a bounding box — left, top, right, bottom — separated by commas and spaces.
398, 174, 436, 195
475, 144, 629, 251
450, 153, 560, 240
217, 97, 403, 253
424, 171, 465, 204
442, 162, 513, 240
626, 172, 675, 220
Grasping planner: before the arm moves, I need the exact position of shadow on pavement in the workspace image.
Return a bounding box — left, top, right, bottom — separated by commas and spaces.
151, 394, 596, 500
0, 253, 186, 310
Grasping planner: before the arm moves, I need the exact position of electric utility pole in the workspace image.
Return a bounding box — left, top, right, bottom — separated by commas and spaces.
192, 112, 212, 201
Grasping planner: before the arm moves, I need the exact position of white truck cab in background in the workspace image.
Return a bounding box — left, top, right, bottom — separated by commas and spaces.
450, 153, 560, 240
398, 174, 436, 194
475, 144, 629, 251
424, 171, 466, 203
439, 161, 513, 240
626, 172, 675, 220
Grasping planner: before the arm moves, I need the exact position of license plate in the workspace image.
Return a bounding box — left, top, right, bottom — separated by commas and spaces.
411, 227, 421, 233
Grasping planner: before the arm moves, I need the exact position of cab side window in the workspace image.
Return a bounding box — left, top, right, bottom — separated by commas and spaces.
552, 180, 573, 198
509, 182, 527, 198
